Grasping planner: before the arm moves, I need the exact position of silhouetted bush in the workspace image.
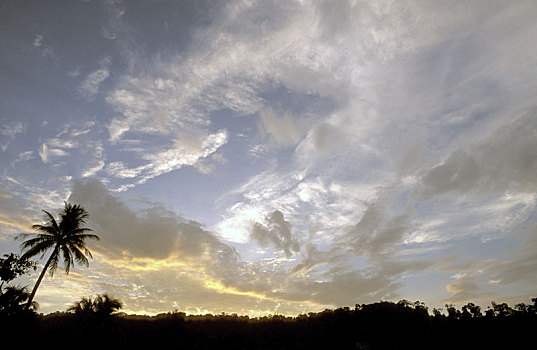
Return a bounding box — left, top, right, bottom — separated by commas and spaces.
1, 298, 536, 349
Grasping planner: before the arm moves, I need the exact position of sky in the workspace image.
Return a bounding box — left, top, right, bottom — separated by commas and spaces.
1, 0, 537, 316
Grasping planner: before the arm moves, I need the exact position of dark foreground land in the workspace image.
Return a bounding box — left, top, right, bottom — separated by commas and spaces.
2, 300, 536, 350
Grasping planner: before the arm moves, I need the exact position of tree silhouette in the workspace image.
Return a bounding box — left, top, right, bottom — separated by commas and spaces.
461, 302, 481, 318
94, 293, 123, 316
0, 285, 38, 316
445, 303, 461, 319
0, 253, 36, 291
17, 202, 99, 308
490, 301, 513, 317
67, 296, 94, 315
68, 294, 123, 317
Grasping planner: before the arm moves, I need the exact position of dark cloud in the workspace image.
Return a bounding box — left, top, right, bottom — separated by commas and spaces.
345, 204, 410, 261
251, 210, 300, 257
69, 178, 238, 262
445, 276, 482, 303
419, 109, 537, 197
488, 223, 537, 287
283, 270, 400, 306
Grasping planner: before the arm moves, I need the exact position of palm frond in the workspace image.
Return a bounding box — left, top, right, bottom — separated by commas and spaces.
68, 244, 90, 267
31, 224, 58, 235
60, 203, 90, 231
68, 297, 93, 313
41, 210, 59, 229
20, 239, 56, 260
83, 247, 93, 260
60, 245, 74, 274
65, 227, 94, 238
71, 232, 100, 241
48, 251, 59, 277
20, 235, 54, 250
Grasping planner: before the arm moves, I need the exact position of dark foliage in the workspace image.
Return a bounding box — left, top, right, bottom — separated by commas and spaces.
0, 253, 36, 288
0, 285, 38, 316
68, 293, 123, 318
1, 298, 536, 349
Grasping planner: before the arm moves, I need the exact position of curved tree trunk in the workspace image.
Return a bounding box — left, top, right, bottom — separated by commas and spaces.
26, 246, 58, 309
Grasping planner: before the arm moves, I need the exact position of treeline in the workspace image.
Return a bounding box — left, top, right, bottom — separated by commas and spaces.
2, 297, 536, 350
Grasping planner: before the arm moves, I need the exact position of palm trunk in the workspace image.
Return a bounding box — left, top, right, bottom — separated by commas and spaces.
26, 247, 58, 309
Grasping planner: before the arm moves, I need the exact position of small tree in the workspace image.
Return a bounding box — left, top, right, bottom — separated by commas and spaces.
491, 302, 513, 317
445, 303, 461, 319
0, 253, 36, 291
0, 285, 38, 316
461, 302, 481, 318
432, 308, 444, 318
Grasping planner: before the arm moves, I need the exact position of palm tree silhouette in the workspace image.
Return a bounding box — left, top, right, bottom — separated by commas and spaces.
17, 202, 100, 308
67, 296, 94, 315
94, 293, 123, 316
68, 294, 123, 317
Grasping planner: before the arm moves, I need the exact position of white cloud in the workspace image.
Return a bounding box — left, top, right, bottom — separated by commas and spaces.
0, 120, 24, 151
106, 161, 145, 179
106, 129, 227, 190
33, 34, 44, 47
0, 121, 24, 137
81, 160, 105, 178
258, 108, 301, 146
78, 66, 110, 100
38, 143, 68, 164
17, 151, 34, 161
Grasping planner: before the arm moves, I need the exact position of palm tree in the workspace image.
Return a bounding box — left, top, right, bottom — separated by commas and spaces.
17, 202, 100, 308
67, 296, 95, 315
94, 293, 123, 316
68, 294, 123, 317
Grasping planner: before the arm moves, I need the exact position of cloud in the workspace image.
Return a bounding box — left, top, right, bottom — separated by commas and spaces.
36, 123, 101, 166
80, 141, 105, 178
67, 179, 421, 309
0, 120, 24, 151
445, 276, 481, 302
17, 151, 34, 162
33, 34, 44, 47
70, 179, 233, 260
418, 109, 537, 197
283, 270, 400, 306
0, 190, 33, 234
3, 0, 537, 314
251, 210, 300, 257
78, 58, 111, 100
486, 223, 537, 287
81, 160, 105, 178
65, 179, 319, 314
258, 108, 301, 146
105, 129, 227, 191
38, 143, 69, 164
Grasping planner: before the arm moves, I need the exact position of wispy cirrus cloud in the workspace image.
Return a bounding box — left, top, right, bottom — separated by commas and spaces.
78, 57, 111, 101
105, 129, 227, 191
0, 120, 25, 152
